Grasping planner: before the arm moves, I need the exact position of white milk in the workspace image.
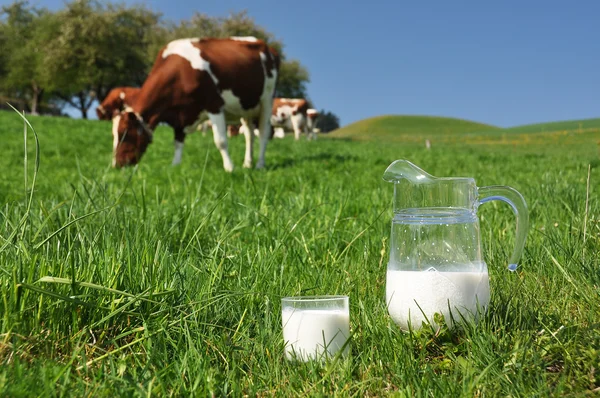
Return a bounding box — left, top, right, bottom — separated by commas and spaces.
386, 268, 490, 330
281, 308, 350, 361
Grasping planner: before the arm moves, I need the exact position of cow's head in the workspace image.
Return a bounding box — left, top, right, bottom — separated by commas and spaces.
96, 104, 112, 120
97, 90, 128, 121
112, 110, 153, 168
272, 106, 293, 125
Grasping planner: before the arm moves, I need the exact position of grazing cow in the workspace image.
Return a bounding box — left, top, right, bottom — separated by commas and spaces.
112, 37, 280, 171
96, 87, 140, 120
270, 98, 316, 140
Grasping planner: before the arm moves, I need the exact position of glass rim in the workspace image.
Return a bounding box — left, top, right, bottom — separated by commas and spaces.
281, 295, 349, 303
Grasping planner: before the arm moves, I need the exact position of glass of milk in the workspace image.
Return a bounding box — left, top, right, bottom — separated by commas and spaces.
281, 295, 350, 361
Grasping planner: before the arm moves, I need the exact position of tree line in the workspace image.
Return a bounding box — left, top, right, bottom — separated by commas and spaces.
0, 0, 339, 131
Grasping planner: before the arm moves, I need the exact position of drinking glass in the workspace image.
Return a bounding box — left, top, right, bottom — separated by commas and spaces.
281, 295, 350, 361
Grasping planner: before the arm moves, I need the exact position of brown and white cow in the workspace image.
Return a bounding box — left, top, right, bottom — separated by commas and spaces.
244, 98, 315, 139
270, 98, 315, 140
112, 37, 280, 171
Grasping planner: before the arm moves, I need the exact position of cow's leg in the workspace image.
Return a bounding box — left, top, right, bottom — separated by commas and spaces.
301, 115, 313, 141
111, 115, 121, 168
172, 128, 185, 165
291, 114, 302, 141
256, 100, 273, 169
307, 119, 316, 140
209, 113, 234, 172
240, 117, 255, 168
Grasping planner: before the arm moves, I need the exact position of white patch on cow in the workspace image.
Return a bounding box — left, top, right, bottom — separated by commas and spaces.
111, 115, 121, 166
162, 38, 219, 85
261, 52, 278, 102
119, 92, 126, 100
221, 90, 260, 117
231, 36, 258, 42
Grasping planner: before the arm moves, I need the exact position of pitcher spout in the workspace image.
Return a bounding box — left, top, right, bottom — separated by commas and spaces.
382, 159, 437, 184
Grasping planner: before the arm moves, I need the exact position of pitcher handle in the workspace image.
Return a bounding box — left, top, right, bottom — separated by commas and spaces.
478, 185, 529, 272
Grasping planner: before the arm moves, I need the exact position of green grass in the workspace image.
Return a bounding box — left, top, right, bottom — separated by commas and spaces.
0, 109, 599, 396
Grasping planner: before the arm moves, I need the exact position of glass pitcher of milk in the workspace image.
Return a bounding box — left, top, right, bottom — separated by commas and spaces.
383, 159, 529, 331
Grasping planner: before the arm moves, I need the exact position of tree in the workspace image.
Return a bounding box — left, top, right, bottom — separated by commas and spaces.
0, 2, 313, 117
276, 60, 310, 99
0, 1, 57, 114
43, 0, 160, 118
315, 110, 340, 133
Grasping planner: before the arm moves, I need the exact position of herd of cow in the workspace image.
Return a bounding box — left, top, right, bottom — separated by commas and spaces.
95, 36, 321, 172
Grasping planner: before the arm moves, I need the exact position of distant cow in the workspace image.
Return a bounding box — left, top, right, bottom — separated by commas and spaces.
271, 98, 316, 140
111, 37, 280, 171
243, 98, 315, 140
96, 87, 140, 120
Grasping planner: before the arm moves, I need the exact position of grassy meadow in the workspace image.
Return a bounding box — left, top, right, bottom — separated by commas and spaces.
0, 109, 599, 396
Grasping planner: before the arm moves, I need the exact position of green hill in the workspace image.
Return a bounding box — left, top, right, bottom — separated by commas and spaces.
486, 117, 600, 135
328, 115, 499, 141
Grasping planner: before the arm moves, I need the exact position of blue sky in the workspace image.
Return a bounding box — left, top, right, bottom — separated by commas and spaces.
20, 0, 600, 127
